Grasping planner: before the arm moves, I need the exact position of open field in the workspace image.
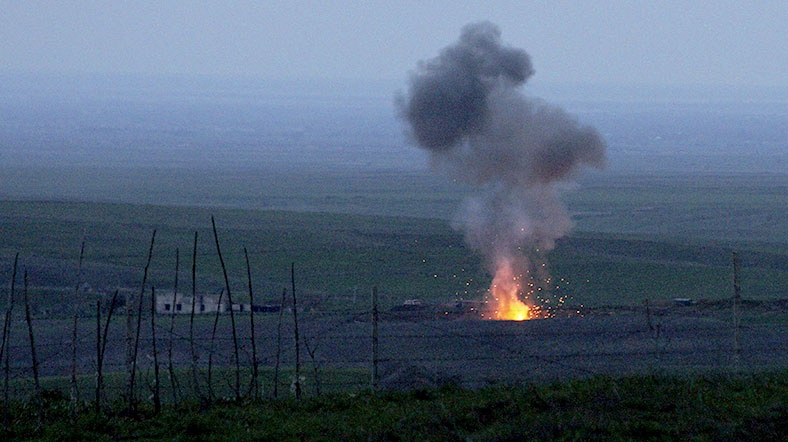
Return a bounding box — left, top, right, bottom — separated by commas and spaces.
0, 173, 785, 394
3, 169, 787, 245
565, 173, 788, 247
0, 209, 786, 315
1, 170, 786, 314
1, 59, 786, 442
1, 170, 786, 439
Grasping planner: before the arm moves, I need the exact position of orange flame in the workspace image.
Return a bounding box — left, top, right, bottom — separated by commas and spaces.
484, 259, 535, 321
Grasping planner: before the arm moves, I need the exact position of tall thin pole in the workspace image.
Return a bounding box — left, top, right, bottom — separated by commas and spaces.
22, 268, 42, 430
96, 290, 118, 414
128, 229, 156, 413
211, 216, 241, 400
207, 288, 225, 403
167, 248, 180, 404
732, 251, 742, 365
71, 241, 85, 418
244, 247, 259, 400
371, 286, 379, 391
273, 287, 286, 398
189, 231, 201, 402
291, 262, 301, 399
95, 299, 102, 415
150, 286, 161, 414
2, 253, 18, 430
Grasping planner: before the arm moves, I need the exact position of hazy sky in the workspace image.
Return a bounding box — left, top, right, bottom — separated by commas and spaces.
2, 1, 786, 87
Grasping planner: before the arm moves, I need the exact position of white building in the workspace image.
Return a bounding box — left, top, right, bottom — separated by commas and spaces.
155, 293, 227, 315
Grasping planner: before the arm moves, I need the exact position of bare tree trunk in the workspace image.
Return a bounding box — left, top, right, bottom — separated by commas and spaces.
273, 287, 286, 399
167, 248, 180, 405
244, 247, 259, 400
71, 242, 85, 419
150, 286, 161, 414
291, 263, 301, 399
128, 230, 156, 414
189, 231, 202, 403
211, 216, 241, 401
22, 268, 42, 430
2, 253, 18, 430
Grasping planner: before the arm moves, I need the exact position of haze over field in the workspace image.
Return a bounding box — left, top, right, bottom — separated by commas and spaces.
1, 73, 785, 174
0, 2, 786, 204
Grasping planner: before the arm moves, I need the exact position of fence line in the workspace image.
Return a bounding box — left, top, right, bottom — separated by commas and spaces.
0, 298, 785, 405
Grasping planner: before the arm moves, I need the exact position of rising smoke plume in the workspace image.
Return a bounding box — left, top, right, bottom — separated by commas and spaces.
399, 22, 606, 313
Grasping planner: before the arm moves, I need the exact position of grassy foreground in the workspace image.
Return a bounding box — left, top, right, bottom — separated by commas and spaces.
3, 370, 786, 441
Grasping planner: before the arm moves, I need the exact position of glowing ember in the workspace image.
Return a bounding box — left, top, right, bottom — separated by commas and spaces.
484, 259, 535, 321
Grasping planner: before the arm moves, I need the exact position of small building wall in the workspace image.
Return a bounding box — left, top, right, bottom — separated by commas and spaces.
155, 293, 227, 315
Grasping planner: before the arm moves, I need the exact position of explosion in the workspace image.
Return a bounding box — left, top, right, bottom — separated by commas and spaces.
399, 22, 606, 320
485, 258, 534, 321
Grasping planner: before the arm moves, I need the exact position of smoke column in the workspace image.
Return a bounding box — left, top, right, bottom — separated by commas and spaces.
399, 22, 606, 318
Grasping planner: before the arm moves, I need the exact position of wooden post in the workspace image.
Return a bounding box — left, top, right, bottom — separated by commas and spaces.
732, 252, 742, 365
244, 247, 259, 400
207, 289, 225, 403
71, 242, 85, 419
211, 216, 241, 400
23, 269, 42, 430
188, 231, 202, 402
371, 286, 379, 391
644, 298, 654, 331
128, 230, 156, 413
95, 299, 102, 415
96, 290, 118, 414
304, 338, 322, 396
273, 287, 286, 399
167, 248, 180, 405
2, 253, 18, 430
150, 286, 161, 414
292, 263, 301, 399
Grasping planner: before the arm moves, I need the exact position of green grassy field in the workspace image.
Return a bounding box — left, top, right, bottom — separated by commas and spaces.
1, 202, 785, 315
1, 171, 786, 440
4, 168, 786, 244
565, 173, 788, 247
1, 171, 786, 313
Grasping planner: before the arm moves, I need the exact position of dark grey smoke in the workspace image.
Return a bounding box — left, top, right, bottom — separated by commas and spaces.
403, 22, 534, 150
399, 21, 606, 288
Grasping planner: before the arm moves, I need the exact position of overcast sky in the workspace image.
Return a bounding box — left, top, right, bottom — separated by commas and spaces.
2, 1, 786, 88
